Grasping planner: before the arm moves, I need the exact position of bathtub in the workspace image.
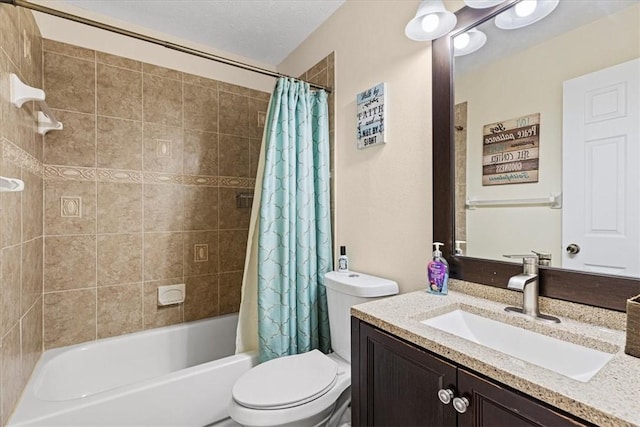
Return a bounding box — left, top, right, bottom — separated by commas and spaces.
9, 313, 257, 426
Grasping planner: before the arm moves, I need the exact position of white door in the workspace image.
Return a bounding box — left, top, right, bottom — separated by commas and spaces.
562, 58, 640, 277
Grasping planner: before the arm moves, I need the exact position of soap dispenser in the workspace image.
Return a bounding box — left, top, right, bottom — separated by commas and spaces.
427, 242, 449, 295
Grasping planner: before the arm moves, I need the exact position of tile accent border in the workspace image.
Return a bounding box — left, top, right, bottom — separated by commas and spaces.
219, 177, 256, 188
183, 175, 218, 186
143, 171, 183, 185
96, 169, 142, 183
43, 164, 255, 189
44, 165, 95, 181
1, 137, 44, 176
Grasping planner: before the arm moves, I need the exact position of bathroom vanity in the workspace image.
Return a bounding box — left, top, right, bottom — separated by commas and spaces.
350, 284, 640, 427
352, 321, 588, 426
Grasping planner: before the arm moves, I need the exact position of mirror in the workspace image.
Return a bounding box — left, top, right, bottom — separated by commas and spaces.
453, 0, 640, 278
432, 0, 640, 311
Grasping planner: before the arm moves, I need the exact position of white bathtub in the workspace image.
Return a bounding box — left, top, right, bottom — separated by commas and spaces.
9, 314, 257, 427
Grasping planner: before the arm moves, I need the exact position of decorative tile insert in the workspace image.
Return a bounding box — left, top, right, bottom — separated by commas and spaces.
2, 137, 44, 176
194, 244, 209, 262
60, 196, 82, 217
257, 111, 266, 127
156, 139, 172, 158
23, 29, 32, 64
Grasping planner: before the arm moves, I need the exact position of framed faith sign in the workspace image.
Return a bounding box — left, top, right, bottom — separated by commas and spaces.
356, 82, 387, 149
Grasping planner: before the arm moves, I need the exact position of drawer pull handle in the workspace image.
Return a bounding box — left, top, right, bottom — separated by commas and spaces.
453, 396, 470, 413
437, 389, 454, 405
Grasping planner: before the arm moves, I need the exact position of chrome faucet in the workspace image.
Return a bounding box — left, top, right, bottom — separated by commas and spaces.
504, 255, 560, 323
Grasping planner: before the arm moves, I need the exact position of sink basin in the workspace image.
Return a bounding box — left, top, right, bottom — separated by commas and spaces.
421, 309, 614, 382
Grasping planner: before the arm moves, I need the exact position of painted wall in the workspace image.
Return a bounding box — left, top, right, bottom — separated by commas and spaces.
456, 4, 640, 265
0, 5, 44, 424
278, 0, 456, 293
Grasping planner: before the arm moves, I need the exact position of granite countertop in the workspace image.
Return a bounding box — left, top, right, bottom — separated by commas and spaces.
351, 287, 640, 427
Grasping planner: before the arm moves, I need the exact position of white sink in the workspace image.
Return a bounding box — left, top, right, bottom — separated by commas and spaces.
421, 309, 614, 382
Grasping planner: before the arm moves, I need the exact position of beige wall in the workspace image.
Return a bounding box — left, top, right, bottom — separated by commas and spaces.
0, 5, 44, 425
456, 4, 640, 265
278, 0, 441, 293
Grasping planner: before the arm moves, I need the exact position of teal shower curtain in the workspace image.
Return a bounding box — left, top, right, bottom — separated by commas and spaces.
257, 78, 332, 363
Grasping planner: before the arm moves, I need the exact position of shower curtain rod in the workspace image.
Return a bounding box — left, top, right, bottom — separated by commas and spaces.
2, 0, 332, 93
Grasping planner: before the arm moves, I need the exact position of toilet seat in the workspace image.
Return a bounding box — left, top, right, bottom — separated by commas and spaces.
232, 350, 338, 410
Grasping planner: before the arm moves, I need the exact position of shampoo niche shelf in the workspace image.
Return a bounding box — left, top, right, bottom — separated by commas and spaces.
10, 73, 63, 135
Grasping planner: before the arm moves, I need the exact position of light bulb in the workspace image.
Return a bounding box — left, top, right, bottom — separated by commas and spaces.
515, 0, 537, 17
454, 33, 470, 50
421, 14, 440, 33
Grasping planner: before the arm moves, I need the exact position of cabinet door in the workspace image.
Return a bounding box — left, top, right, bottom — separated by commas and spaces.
352, 319, 457, 427
457, 369, 592, 427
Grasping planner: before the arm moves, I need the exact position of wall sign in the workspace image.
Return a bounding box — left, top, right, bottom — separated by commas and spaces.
482, 113, 540, 186
356, 82, 386, 149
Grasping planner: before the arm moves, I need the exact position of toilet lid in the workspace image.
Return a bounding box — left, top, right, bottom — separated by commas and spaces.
232, 350, 338, 410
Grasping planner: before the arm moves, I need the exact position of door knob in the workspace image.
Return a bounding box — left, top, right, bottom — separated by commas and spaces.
453, 396, 470, 413
437, 388, 454, 405
566, 244, 580, 255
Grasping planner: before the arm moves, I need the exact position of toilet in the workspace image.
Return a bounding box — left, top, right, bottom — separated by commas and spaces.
228, 271, 399, 427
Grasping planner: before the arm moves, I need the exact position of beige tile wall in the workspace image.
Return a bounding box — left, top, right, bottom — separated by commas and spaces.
0, 10, 331, 422
455, 102, 467, 251
41, 39, 270, 349
0, 4, 44, 425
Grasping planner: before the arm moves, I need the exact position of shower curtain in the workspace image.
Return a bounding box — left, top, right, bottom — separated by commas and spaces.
235, 78, 332, 363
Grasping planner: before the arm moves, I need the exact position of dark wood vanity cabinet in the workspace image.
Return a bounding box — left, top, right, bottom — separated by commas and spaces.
352, 318, 458, 426
352, 318, 592, 427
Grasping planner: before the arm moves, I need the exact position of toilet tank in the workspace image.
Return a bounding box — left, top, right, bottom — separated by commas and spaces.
324, 271, 398, 362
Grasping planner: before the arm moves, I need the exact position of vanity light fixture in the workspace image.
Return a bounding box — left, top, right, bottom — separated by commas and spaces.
453, 28, 487, 56
405, 0, 457, 41
495, 0, 559, 30
463, 0, 505, 8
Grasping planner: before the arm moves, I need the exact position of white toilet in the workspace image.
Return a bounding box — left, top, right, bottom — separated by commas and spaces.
228, 271, 398, 427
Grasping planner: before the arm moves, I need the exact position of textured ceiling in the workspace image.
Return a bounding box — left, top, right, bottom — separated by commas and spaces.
61, 0, 345, 65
